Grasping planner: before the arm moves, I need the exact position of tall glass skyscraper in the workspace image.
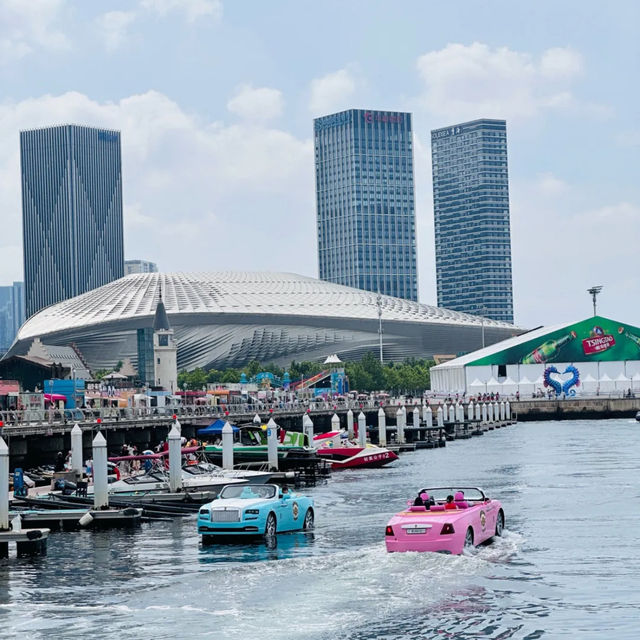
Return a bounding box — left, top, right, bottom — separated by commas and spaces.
314, 109, 418, 301
430, 119, 514, 324
21, 124, 124, 318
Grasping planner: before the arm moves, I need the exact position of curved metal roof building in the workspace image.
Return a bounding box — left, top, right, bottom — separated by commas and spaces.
6, 272, 520, 372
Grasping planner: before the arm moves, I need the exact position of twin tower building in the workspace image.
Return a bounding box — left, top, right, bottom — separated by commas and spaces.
315, 110, 514, 324
20, 113, 514, 329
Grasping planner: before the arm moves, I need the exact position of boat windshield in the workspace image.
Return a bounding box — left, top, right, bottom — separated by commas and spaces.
219, 484, 276, 500
123, 472, 166, 485
183, 462, 222, 475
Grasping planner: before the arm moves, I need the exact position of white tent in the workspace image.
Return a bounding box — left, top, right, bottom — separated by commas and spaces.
632, 372, 640, 391
486, 376, 501, 394
517, 376, 535, 396
469, 379, 486, 394
501, 377, 518, 396
614, 372, 630, 391
533, 375, 545, 394
580, 373, 598, 393
598, 373, 615, 393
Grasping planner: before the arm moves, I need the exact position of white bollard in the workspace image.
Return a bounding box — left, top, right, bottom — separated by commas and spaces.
222, 422, 234, 470
424, 406, 433, 427
413, 406, 420, 429
378, 408, 387, 447
448, 404, 455, 424
436, 406, 444, 427
71, 423, 84, 477
500, 401, 506, 421
92, 432, 109, 510
494, 402, 500, 422
267, 418, 279, 470
475, 402, 482, 422
357, 412, 367, 447
457, 403, 464, 423
347, 409, 354, 440
168, 424, 182, 491
396, 408, 405, 445
488, 402, 494, 422
0, 437, 8, 530
302, 414, 314, 447
482, 403, 488, 423
467, 401, 474, 422
331, 413, 340, 433
505, 401, 511, 420
174, 419, 181, 435
422, 403, 428, 424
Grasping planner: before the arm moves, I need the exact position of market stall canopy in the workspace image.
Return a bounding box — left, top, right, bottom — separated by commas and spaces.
197, 419, 239, 436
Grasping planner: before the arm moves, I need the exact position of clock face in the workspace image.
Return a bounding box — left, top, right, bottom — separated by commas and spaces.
158, 334, 169, 347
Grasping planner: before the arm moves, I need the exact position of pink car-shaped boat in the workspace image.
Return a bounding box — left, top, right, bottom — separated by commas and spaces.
385, 487, 505, 554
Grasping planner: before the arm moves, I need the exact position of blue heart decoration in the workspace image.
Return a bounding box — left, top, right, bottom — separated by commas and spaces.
543, 365, 580, 396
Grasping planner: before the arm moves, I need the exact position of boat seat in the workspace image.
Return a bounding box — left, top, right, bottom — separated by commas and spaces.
75, 481, 88, 497
408, 505, 427, 512
429, 504, 445, 511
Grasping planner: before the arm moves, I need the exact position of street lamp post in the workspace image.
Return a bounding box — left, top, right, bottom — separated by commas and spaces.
587, 285, 602, 317
377, 293, 383, 365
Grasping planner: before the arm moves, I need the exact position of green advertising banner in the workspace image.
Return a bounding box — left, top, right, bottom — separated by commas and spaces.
469, 316, 640, 366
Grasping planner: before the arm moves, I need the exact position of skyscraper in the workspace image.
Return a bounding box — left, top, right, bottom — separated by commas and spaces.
21, 124, 124, 318
0, 281, 25, 353
314, 109, 418, 301
125, 259, 158, 275
430, 119, 514, 324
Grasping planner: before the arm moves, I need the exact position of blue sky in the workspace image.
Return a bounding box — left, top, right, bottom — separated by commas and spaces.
0, 0, 638, 328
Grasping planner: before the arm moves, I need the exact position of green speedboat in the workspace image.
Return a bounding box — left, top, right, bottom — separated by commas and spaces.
202, 425, 318, 469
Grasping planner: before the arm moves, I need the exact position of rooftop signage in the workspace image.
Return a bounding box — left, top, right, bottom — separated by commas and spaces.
314, 111, 352, 132
468, 316, 640, 366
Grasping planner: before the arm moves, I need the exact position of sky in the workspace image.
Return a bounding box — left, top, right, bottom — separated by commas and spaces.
0, 0, 638, 329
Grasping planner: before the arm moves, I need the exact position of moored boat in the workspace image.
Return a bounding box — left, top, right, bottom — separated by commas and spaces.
313, 431, 398, 469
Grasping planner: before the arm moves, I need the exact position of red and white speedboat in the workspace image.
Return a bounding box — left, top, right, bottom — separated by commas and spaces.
313, 431, 398, 470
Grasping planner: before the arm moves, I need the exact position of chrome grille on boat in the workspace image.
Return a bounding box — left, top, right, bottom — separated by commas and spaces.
211, 509, 240, 523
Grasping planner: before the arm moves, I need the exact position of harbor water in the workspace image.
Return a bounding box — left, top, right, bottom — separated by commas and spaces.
1, 418, 639, 639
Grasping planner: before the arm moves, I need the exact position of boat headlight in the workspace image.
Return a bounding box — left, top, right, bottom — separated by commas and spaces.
246, 509, 260, 515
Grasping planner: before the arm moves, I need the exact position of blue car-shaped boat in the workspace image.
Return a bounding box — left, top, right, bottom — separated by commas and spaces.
197, 483, 314, 543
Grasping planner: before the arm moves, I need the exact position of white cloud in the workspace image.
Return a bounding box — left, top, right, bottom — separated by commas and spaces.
416, 43, 592, 123
309, 68, 357, 115
0, 90, 314, 284
140, 0, 222, 23
510, 174, 639, 326
0, 0, 70, 63
227, 85, 284, 123
96, 11, 136, 52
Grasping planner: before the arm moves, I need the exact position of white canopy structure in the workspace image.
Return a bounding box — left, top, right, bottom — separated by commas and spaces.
614, 373, 630, 391
598, 373, 614, 392
501, 377, 518, 395
486, 377, 501, 394
517, 376, 535, 396
469, 379, 486, 394
580, 374, 598, 393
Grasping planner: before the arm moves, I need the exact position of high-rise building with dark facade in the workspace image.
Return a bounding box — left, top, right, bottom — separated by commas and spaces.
0, 282, 25, 353
431, 119, 514, 324
314, 109, 418, 301
21, 125, 124, 318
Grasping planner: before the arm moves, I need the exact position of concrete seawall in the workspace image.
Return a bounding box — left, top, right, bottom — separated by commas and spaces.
513, 398, 640, 421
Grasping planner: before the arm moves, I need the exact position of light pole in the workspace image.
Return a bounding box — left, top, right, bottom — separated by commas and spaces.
480, 304, 487, 349
377, 293, 384, 364
587, 285, 602, 317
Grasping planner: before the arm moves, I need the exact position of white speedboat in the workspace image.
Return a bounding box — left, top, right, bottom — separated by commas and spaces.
93, 470, 247, 496
182, 462, 273, 485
